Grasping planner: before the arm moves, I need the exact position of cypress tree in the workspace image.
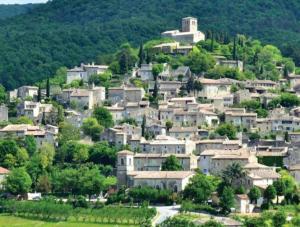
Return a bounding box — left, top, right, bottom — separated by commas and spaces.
233, 36, 237, 60
119, 53, 129, 74
37, 84, 41, 102
210, 31, 214, 52
138, 43, 144, 67
153, 80, 158, 99
141, 115, 146, 137
46, 78, 50, 98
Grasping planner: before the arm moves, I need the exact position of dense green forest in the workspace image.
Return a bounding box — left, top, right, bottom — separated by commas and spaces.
2, 0, 300, 89
0, 4, 37, 19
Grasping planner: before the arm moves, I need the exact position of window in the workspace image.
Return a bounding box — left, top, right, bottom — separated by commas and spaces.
121, 158, 124, 165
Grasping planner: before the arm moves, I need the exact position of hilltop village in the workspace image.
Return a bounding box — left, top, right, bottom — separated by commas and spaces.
1, 17, 300, 226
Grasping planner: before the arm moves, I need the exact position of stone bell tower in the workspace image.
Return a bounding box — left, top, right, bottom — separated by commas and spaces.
116, 150, 134, 188
182, 17, 198, 33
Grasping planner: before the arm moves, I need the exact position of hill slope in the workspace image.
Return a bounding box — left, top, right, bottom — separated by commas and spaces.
1, 0, 300, 89
0, 4, 37, 19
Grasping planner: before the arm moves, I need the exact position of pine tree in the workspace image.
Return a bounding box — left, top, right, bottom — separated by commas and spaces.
46, 78, 50, 98
138, 43, 144, 67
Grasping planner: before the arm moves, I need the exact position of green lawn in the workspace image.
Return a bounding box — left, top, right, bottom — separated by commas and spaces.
0, 215, 138, 227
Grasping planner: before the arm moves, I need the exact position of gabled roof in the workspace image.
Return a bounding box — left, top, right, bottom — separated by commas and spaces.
0, 167, 9, 174
131, 171, 194, 179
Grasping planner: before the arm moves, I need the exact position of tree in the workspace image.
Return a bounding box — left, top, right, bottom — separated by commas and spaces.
82, 117, 104, 141
264, 185, 276, 204
186, 76, 194, 93
141, 115, 146, 137
46, 77, 50, 98
215, 123, 237, 140
4, 167, 32, 195
153, 80, 158, 99
24, 135, 37, 156
138, 43, 145, 67
0, 85, 6, 104
232, 36, 237, 60
88, 142, 117, 166
152, 64, 163, 80
219, 186, 235, 214
279, 170, 297, 194
37, 143, 55, 170
185, 48, 215, 74
37, 84, 42, 102
273, 179, 286, 204
183, 173, 214, 203
161, 155, 183, 171
93, 107, 114, 128
202, 220, 224, 227
13, 116, 33, 125
57, 141, 89, 164
37, 174, 52, 193
272, 211, 286, 227
193, 80, 203, 96
248, 186, 261, 204
58, 121, 80, 146
165, 120, 173, 132
79, 167, 105, 199
222, 162, 246, 186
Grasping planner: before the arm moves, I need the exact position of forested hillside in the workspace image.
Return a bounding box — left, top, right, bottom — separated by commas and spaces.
0, 4, 37, 19
2, 0, 300, 89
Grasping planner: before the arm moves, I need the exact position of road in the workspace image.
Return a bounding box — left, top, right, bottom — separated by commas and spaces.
152, 205, 180, 226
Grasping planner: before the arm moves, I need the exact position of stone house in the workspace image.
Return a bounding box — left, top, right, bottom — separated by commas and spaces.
67, 63, 109, 84
216, 59, 244, 71
243, 163, 280, 190
257, 115, 300, 132
199, 148, 257, 175
10, 86, 38, 101
225, 108, 257, 128
18, 101, 54, 124
288, 164, 300, 182
197, 78, 231, 99
108, 86, 145, 104
168, 127, 199, 140
131, 135, 196, 154
70, 90, 94, 110
0, 124, 58, 147
195, 139, 242, 155
171, 66, 191, 81
0, 105, 8, 122
235, 194, 255, 214
158, 81, 182, 100
132, 153, 198, 171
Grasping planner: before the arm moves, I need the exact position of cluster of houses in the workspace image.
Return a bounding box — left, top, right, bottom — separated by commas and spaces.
1, 16, 300, 214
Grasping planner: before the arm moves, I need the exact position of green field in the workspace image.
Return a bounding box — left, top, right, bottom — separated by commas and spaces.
0, 215, 138, 227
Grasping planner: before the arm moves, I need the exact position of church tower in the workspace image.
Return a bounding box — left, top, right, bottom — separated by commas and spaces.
116, 150, 134, 187
182, 17, 198, 33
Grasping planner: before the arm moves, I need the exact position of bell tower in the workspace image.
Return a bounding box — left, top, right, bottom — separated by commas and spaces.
182, 17, 198, 33
116, 150, 134, 187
